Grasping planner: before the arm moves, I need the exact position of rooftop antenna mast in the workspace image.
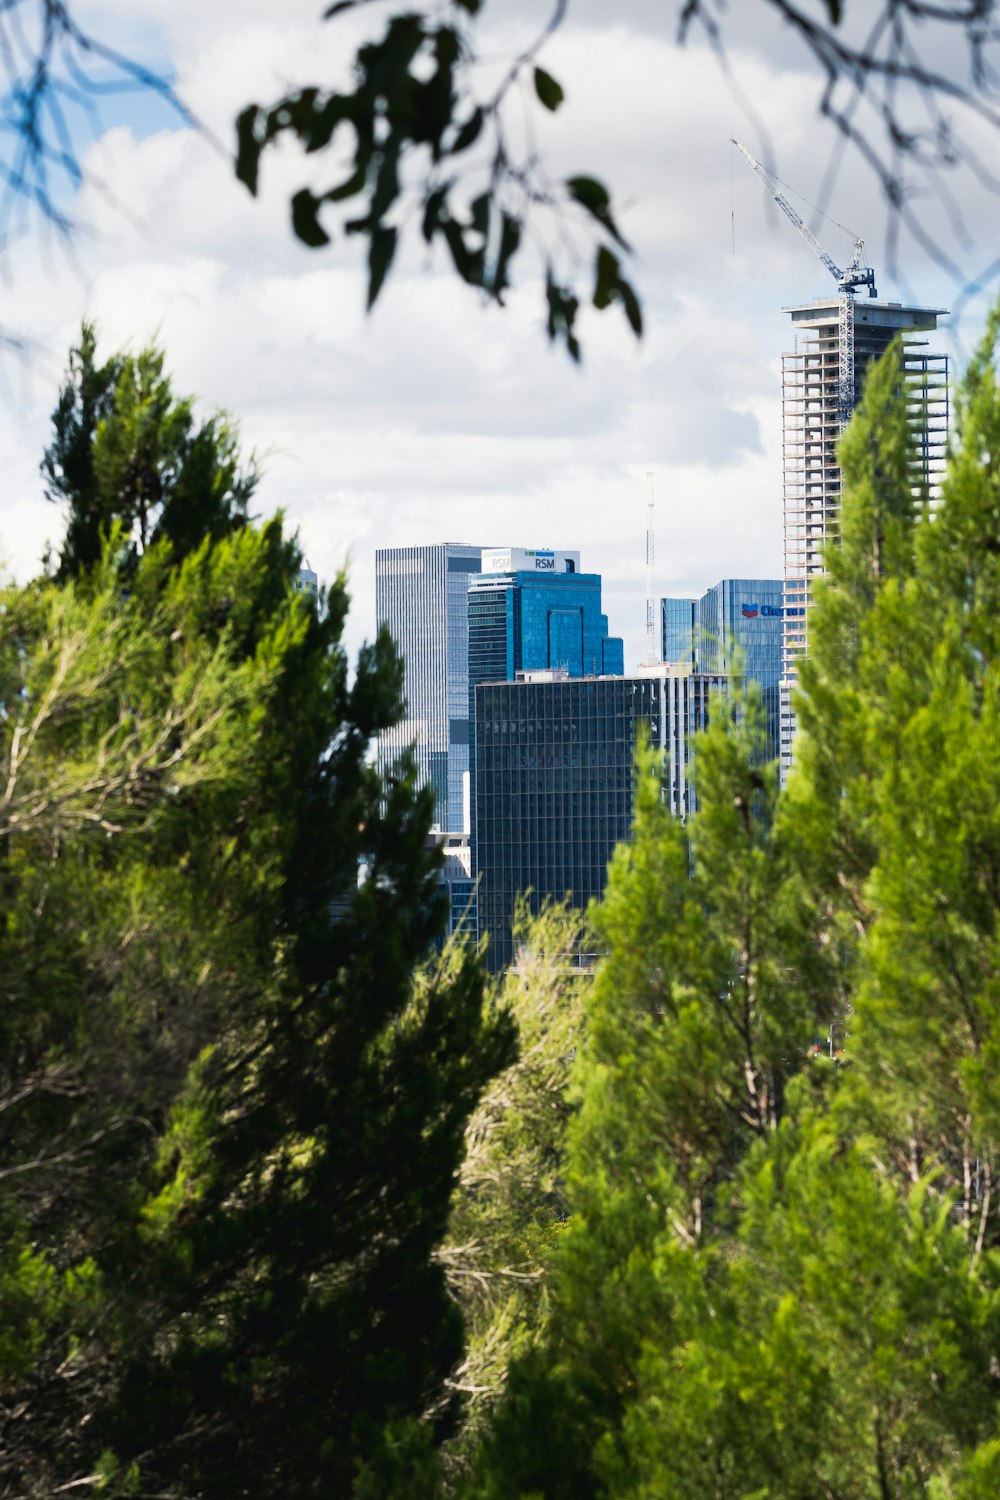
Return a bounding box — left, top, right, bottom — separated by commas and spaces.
644, 470, 656, 665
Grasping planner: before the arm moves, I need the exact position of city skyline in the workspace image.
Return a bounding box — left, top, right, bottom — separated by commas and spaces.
0, 3, 994, 678
376, 535, 787, 960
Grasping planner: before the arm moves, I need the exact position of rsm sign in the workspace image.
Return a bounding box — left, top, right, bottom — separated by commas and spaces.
741, 603, 783, 619
535, 555, 555, 571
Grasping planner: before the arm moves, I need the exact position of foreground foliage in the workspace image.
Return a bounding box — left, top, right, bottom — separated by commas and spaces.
0, 334, 512, 1497
14, 310, 1000, 1496
466, 317, 1000, 1497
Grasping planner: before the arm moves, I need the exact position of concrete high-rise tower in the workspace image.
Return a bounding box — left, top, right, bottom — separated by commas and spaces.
779, 296, 949, 775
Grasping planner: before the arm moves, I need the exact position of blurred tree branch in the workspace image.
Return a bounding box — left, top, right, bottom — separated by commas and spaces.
7, 2, 1000, 350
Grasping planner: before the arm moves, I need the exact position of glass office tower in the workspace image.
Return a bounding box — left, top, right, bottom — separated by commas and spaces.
474, 668, 723, 971
468, 549, 625, 688
375, 542, 483, 831
661, 578, 783, 758
662, 597, 696, 668
467, 550, 625, 910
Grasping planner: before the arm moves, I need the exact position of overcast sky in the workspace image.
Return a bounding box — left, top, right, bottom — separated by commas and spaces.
2, 0, 997, 669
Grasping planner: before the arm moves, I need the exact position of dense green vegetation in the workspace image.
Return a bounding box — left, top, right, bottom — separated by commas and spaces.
462, 317, 1000, 1499
0, 330, 512, 1495
7, 312, 1000, 1495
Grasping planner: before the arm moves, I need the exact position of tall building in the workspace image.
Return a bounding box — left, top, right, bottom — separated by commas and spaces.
375, 542, 483, 831
780, 296, 948, 774
661, 578, 783, 758
468, 547, 624, 688
467, 549, 625, 907
474, 667, 724, 971
296, 562, 318, 597
662, 596, 696, 668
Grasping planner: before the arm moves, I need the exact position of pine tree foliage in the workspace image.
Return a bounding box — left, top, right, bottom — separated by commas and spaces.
0, 336, 513, 1497
474, 313, 1000, 1499
44, 325, 256, 579
440, 902, 592, 1484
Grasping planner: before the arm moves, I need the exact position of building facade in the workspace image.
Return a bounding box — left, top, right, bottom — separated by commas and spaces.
467, 551, 625, 912
662, 596, 697, 668
661, 578, 783, 758
474, 667, 723, 971
375, 542, 483, 831
468, 549, 624, 688
780, 296, 948, 774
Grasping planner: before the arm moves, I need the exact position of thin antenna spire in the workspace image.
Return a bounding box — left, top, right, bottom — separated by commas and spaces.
644, 471, 656, 665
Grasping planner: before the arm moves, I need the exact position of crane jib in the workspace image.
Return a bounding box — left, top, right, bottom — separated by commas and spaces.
730, 137, 876, 298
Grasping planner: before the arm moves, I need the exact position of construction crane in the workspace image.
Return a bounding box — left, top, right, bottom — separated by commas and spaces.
730, 138, 877, 298
731, 137, 875, 425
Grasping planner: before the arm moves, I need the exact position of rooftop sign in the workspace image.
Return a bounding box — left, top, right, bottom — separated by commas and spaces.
741, 603, 783, 619
481, 547, 581, 575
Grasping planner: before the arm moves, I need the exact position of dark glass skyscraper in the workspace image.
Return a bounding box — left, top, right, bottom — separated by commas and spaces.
474, 668, 723, 971
375, 542, 483, 831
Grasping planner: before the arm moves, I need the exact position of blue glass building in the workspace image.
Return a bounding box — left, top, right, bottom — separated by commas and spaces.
661, 577, 783, 758
468, 548, 624, 686
375, 542, 483, 831
661, 597, 696, 669
467, 550, 624, 911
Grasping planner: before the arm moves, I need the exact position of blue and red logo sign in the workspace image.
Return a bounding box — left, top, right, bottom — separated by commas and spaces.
742, 603, 783, 619
742, 604, 758, 618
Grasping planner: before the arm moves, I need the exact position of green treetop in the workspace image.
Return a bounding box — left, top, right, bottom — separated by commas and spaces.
471, 312, 1000, 1499
44, 324, 256, 579
1, 332, 514, 1498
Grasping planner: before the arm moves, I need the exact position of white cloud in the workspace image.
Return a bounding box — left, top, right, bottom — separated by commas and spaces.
0, 2, 993, 669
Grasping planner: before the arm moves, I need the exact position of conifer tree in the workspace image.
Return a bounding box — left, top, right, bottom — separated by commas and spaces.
439, 902, 592, 1487
43, 325, 256, 578
0, 335, 513, 1497
474, 315, 1000, 1499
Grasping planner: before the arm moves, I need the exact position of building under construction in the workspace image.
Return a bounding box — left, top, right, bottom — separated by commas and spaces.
779, 297, 949, 774
731, 142, 950, 777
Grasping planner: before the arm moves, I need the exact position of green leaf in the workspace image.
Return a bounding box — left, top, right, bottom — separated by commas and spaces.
235, 106, 262, 195
302, 94, 350, 155
566, 173, 630, 250
566, 174, 610, 213
470, 192, 490, 240
617, 271, 642, 336
443, 219, 484, 286
370, 141, 401, 221
422, 185, 450, 243
290, 189, 330, 248
593, 244, 617, 311
326, 164, 367, 204
592, 247, 643, 337
533, 67, 564, 113
451, 107, 484, 154
367, 225, 397, 309
491, 211, 521, 300
545, 270, 581, 364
